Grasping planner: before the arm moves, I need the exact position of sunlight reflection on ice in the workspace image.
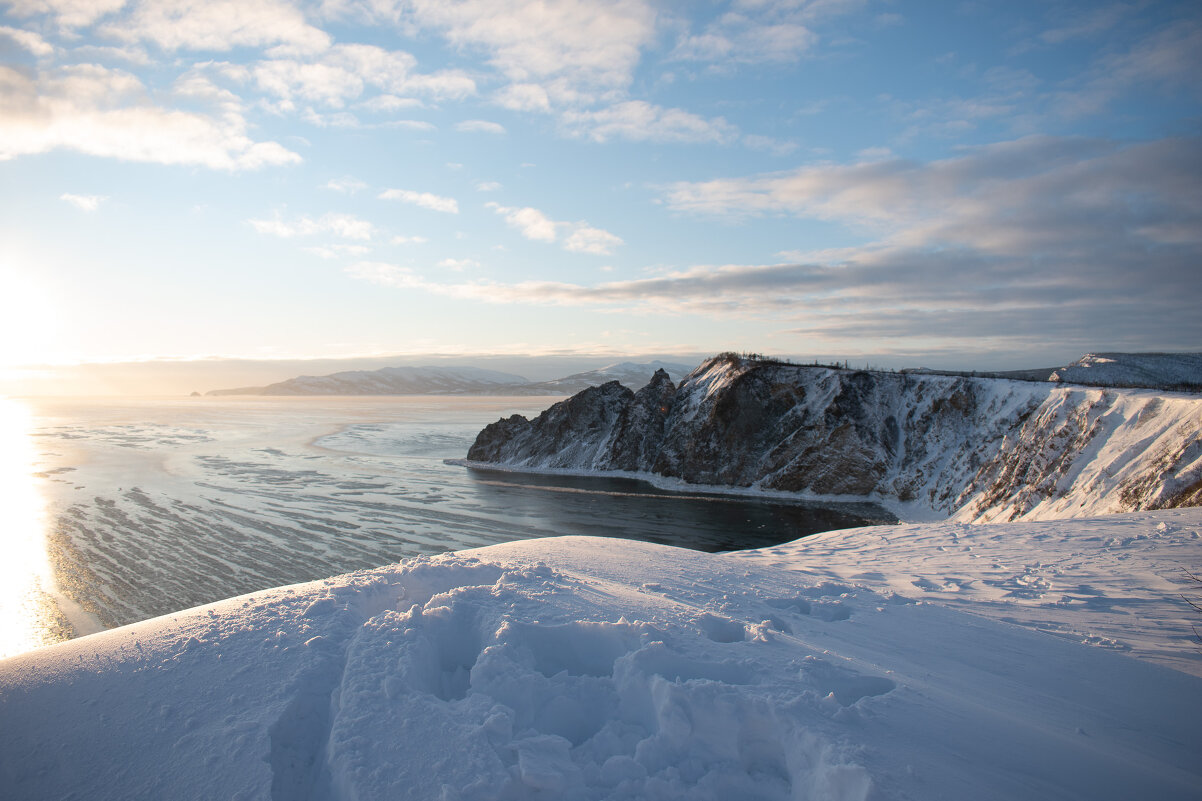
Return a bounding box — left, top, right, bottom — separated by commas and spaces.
0, 397, 66, 658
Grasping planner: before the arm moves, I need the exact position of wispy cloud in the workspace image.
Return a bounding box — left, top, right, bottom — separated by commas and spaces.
249, 211, 377, 240
438, 257, 479, 271
304, 243, 372, 259
324, 177, 368, 193
454, 119, 506, 134
1049, 18, 1202, 118
59, 192, 106, 211
487, 202, 623, 254
379, 188, 459, 213
560, 101, 737, 144
671, 18, 817, 65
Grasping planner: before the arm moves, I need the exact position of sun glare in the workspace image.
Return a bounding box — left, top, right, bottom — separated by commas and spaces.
0, 397, 62, 658
0, 267, 58, 369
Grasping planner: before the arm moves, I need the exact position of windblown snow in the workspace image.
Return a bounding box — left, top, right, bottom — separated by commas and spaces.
2, 510, 1200, 800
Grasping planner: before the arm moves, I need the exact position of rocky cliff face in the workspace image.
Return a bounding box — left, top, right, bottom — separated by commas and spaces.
467, 357, 1202, 522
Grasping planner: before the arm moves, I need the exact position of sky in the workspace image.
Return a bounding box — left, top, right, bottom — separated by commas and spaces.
1, 0, 1200, 390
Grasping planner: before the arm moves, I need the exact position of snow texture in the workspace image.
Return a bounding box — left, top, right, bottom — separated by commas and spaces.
2, 510, 1201, 800
468, 357, 1202, 521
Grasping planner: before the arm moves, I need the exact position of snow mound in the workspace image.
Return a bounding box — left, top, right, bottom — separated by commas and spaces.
3, 510, 1202, 800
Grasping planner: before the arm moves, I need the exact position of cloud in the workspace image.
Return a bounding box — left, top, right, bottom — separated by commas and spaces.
488, 204, 557, 241
475, 181, 502, 192
0, 25, 55, 56
438, 257, 479, 271
403, 0, 657, 96
344, 260, 424, 289
1037, 3, 1131, 45
379, 188, 459, 213
1050, 18, 1202, 118
249, 211, 376, 239
0, 64, 300, 169
560, 100, 737, 144
98, 0, 331, 53
742, 134, 798, 155
487, 202, 623, 254
492, 82, 550, 112
4, 0, 126, 29
454, 119, 506, 134
350, 135, 1201, 353
563, 225, 623, 255
324, 177, 368, 193
391, 234, 428, 244
59, 192, 105, 211
381, 119, 437, 131
304, 243, 371, 259
671, 18, 817, 65
244, 44, 476, 112
359, 94, 425, 112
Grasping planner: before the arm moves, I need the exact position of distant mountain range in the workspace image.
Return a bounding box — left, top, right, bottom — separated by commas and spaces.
206, 352, 1202, 397
206, 361, 696, 396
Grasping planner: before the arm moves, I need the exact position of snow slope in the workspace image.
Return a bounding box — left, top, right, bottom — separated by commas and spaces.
468, 358, 1202, 521
2, 509, 1200, 800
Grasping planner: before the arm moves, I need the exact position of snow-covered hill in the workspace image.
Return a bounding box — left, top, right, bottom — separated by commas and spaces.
1048, 352, 1202, 390
903, 351, 1202, 390
2, 510, 1200, 800
467, 356, 1202, 521
207, 362, 693, 396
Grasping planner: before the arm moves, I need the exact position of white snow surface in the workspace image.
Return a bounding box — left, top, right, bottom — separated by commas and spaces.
3, 509, 1201, 800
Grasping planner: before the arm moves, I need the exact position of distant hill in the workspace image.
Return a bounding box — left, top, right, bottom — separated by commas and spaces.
1048, 352, 1202, 391
517, 361, 695, 395
206, 361, 695, 396
904, 352, 1202, 392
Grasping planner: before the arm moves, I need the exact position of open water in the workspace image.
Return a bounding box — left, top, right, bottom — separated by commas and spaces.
0, 395, 894, 657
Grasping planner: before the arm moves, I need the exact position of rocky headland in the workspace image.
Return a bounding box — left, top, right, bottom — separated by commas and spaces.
467, 354, 1202, 522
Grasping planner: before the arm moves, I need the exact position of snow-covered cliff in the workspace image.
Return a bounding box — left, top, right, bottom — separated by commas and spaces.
467, 356, 1202, 522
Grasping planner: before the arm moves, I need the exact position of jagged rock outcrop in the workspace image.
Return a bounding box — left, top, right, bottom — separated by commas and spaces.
468, 381, 635, 468
467, 356, 1202, 522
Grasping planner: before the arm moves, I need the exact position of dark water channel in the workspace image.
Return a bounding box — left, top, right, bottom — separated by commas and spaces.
464, 468, 897, 553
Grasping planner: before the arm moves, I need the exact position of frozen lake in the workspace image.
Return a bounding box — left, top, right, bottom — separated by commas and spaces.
1, 395, 894, 657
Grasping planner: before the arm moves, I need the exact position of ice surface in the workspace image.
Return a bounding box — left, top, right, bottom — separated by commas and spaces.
2, 509, 1201, 800
25, 397, 888, 640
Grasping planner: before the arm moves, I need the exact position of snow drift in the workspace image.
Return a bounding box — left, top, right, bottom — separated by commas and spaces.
468, 356, 1202, 521
2, 510, 1201, 800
